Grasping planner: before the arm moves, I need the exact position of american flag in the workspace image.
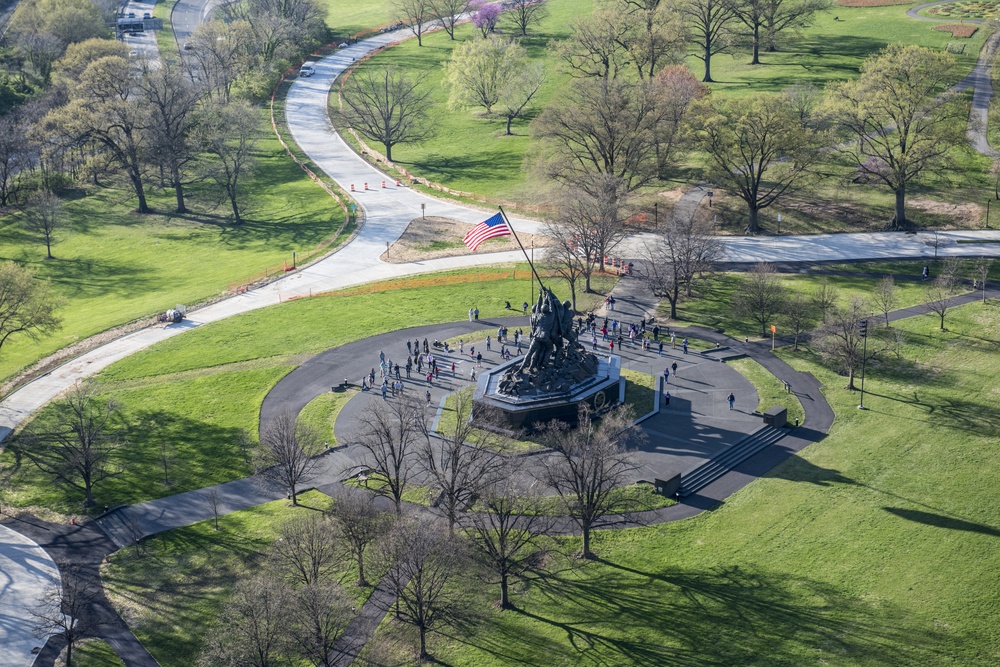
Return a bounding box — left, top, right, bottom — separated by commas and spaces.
463, 212, 511, 251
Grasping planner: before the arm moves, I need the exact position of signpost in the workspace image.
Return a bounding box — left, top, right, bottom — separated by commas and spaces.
771, 324, 776, 350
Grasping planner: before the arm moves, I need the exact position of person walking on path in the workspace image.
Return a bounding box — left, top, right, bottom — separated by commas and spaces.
469, 308, 474, 321
664, 391, 671, 407
460, 339, 465, 354
663, 367, 670, 384
426, 390, 432, 405
922, 266, 929, 281
486, 336, 492, 352
658, 341, 664, 356
474, 307, 479, 320
381, 382, 388, 400
407, 340, 412, 355
476, 352, 483, 367
728, 392, 736, 410
682, 338, 689, 354
671, 333, 676, 349
470, 367, 477, 382
522, 301, 529, 314
671, 361, 678, 377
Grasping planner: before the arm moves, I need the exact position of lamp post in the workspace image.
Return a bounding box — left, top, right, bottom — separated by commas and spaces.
707, 191, 714, 207
858, 318, 868, 410
654, 202, 658, 229
530, 239, 534, 306
987, 199, 991, 229
421, 203, 425, 219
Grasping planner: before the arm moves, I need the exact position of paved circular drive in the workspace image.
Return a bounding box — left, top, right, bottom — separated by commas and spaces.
0, 524, 60, 667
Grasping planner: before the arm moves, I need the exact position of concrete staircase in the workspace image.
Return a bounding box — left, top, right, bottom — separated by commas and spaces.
679, 425, 787, 497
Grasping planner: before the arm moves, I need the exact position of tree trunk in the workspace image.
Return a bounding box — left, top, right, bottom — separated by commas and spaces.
703, 44, 714, 82
46, 237, 53, 260
940, 310, 946, 330
500, 572, 510, 609
585, 272, 592, 293
384, 143, 393, 161
892, 187, 906, 230
66, 639, 73, 667
847, 366, 856, 391
751, 24, 760, 64
132, 174, 150, 213
582, 525, 592, 559
173, 166, 186, 214
290, 483, 298, 505
505, 115, 513, 135
419, 625, 428, 660
84, 479, 94, 507
356, 549, 368, 587
229, 190, 242, 224
570, 281, 577, 312
747, 205, 760, 234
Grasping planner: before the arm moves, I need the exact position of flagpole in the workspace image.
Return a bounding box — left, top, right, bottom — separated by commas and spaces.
498, 205, 544, 293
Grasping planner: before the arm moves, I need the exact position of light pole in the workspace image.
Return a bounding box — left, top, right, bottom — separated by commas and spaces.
858, 318, 868, 410
654, 202, 658, 229
707, 191, 714, 207
530, 239, 534, 307
987, 199, 991, 229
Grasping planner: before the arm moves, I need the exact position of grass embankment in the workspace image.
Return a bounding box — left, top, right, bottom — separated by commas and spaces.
75, 639, 126, 667
397, 301, 1000, 665
320, 0, 394, 39
102, 490, 371, 667
343, 0, 986, 213
727, 357, 806, 426
5, 269, 614, 514
670, 268, 937, 339
0, 108, 346, 384
298, 388, 358, 446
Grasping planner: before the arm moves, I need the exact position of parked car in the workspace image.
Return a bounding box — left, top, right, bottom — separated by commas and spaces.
127, 11, 135, 17
143, 12, 150, 18
183, 42, 193, 50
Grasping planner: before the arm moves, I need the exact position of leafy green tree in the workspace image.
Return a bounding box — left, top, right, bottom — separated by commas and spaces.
679, 0, 737, 82
695, 92, 819, 234
825, 44, 963, 230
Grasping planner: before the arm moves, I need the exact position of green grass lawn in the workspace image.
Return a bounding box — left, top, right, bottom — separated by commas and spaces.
727, 357, 806, 426
671, 268, 939, 338
298, 387, 359, 446
75, 639, 126, 667
341, 0, 985, 207
396, 301, 1000, 665
5, 268, 615, 514
0, 109, 346, 384
102, 490, 372, 667
320, 0, 395, 39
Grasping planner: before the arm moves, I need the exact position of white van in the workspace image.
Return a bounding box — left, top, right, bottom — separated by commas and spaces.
300, 62, 317, 77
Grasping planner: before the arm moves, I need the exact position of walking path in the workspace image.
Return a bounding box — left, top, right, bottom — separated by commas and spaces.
5, 14, 1000, 667
0, 525, 60, 667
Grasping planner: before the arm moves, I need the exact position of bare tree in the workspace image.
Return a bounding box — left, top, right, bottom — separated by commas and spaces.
255, 410, 322, 506
695, 92, 819, 234
731, 0, 827, 65
784, 82, 822, 127
159, 439, 174, 487
328, 488, 391, 587
826, 45, 963, 230
816, 295, 880, 390
188, 20, 250, 103
208, 487, 222, 530
545, 223, 589, 311
641, 213, 720, 319
734, 262, 787, 337
540, 405, 644, 559
0, 261, 62, 356
17, 381, 122, 506
198, 573, 292, 667
394, 0, 435, 46
534, 77, 665, 196
0, 112, 37, 207
137, 61, 201, 214
504, 0, 549, 36
270, 513, 339, 586
557, 8, 632, 80
871, 275, 897, 328
350, 397, 423, 513
680, 0, 738, 82
30, 570, 103, 667
43, 55, 153, 213
652, 65, 705, 179
619, 0, 687, 79
374, 518, 467, 660
544, 179, 630, 287
497, 62, 545, 136
197, 101, 259, 225
433, 0, 470, 39
419, 390, 506, 534
464, 477, 551, 609
21, 189, 65, 260
972, 257, 993, 303
925, 274, 958, 330
337, 66, 434, 162
812, 276, 838, 323
289, 582, 352, 667
782, 292, 814, 351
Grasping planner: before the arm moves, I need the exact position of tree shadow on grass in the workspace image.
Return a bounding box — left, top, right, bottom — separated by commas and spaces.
444, 561, 955, 666
883, 507, 1000, 537
405, 153, 523, 185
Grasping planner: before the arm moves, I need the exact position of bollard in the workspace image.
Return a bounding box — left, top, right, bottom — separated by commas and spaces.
364, 182, 369, 190
382, 180, 386, 188
350, 183, 354, 191
395, 178, 401, 186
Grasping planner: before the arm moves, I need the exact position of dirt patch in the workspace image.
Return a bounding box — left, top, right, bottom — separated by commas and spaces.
381, 216, 550, 263
908, 198, 984, 227
932, 23, 979, 37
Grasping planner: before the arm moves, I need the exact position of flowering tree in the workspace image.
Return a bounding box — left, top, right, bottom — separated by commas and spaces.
472, 0, 502, 37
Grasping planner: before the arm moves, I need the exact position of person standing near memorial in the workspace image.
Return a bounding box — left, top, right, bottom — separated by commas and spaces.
728, 392, 736, 410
